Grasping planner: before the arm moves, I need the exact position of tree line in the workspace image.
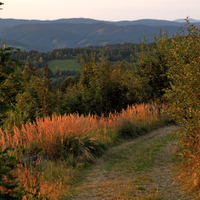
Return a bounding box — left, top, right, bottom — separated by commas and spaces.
10, 43, 142, 88
11, 43, 140, 69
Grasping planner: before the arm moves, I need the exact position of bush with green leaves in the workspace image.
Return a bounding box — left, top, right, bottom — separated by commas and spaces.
0, 148, 24, 199
164, 19, 200, 193
164, 20, 200, 128
0, 44, 23, 127
63, 53, 143, 116
3, 64, 59, 130
135, 31, 171, 103
0, 148, 49, 200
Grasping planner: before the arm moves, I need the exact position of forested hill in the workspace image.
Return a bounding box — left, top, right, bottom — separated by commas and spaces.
0, 18, 200, 52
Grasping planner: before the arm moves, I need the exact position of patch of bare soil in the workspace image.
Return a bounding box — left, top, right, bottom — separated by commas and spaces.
74, 126, 193, 200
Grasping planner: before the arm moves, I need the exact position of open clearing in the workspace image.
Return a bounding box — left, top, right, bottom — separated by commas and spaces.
70, 126, 193, 200
47, 59, 81, 72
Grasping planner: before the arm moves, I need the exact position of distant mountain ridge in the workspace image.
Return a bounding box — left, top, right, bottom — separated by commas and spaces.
173, 18, 200, 23
0, 18, 199, 52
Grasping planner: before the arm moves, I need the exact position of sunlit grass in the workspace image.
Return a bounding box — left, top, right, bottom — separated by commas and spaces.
75, 129, 178, 199
77, 176, 161, 200
104, 130, 177, 174
0, 102, 169, 199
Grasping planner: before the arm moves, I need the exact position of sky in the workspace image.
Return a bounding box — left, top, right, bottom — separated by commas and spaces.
0, 0, 199, 21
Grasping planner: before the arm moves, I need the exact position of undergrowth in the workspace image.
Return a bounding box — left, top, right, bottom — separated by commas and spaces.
0, 103, 169, 199
173, 128, 200, 199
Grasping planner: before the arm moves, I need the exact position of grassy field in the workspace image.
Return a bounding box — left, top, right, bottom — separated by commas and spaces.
47, 58, 81, 73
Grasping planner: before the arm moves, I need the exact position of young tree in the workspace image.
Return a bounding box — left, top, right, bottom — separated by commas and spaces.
163, 19, 200, 192
136, 31, 171, 103
0, 44, 23, 126
164, 20, 200, 128
41, 64, 52, 90
63, 53, 142, 116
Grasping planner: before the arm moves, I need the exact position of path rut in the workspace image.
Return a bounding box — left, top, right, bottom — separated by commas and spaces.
73, 126, 193, 200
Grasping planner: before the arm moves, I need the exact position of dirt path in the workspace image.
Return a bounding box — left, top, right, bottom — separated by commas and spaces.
73, 126, 193, 200
147, 141, 191, 200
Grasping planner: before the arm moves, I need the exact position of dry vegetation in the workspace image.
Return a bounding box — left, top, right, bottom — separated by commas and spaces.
0, 103, 164, 155
0, 103, 168, 199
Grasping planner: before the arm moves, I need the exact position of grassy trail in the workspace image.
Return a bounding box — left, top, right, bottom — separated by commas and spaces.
71, 126, 193, 200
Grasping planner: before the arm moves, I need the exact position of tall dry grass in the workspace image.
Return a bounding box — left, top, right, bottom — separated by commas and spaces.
0, 103, 167, 199
0, 103, 164, 156
0, 103, 164, 154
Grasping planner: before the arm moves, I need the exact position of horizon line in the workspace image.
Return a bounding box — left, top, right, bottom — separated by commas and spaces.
0, 17, 199, 22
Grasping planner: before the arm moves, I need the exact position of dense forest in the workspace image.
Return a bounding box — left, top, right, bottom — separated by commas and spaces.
11, 43, 139, 65
10, 42, 140, 87
1, 2, 200, 198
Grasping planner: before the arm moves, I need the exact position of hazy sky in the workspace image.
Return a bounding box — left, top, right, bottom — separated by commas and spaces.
1, 0, 199, 21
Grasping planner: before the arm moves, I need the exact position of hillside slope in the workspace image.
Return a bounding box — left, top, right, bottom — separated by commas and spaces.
0, 18, 198, 51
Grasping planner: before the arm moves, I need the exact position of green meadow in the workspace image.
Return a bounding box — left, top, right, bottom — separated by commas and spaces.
47, 58, 81, 72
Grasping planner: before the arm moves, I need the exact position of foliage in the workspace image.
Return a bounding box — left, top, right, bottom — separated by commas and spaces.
134, 19, 200, 195
59, 76, 76, 92
136, 30, 171, 103
10, 43, 141, 88
3, 64, 58, 129
11, 43, 140, 70
0, 148, 46, 199
17, 162, 48, 200
41, 64, 52, 90
16, 77, 56, 121
62, 53, 145, 116
164, 20, 200, 128
176, 129, 200, 195
163, 19, 200, 195
0, 148, 24, 199
0, 43, 23, 126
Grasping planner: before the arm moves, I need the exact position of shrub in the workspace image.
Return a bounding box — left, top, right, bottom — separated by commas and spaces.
136, 30, 171, 103
0, 148, 23, 199
118, 120, 147, 139
163, 19, 200, 196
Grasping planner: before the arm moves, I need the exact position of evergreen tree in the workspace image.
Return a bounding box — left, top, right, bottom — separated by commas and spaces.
41, 64, 52, 90
0, 44, 23, 126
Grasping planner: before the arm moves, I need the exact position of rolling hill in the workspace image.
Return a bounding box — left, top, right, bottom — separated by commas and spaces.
0, 18, 199, 52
